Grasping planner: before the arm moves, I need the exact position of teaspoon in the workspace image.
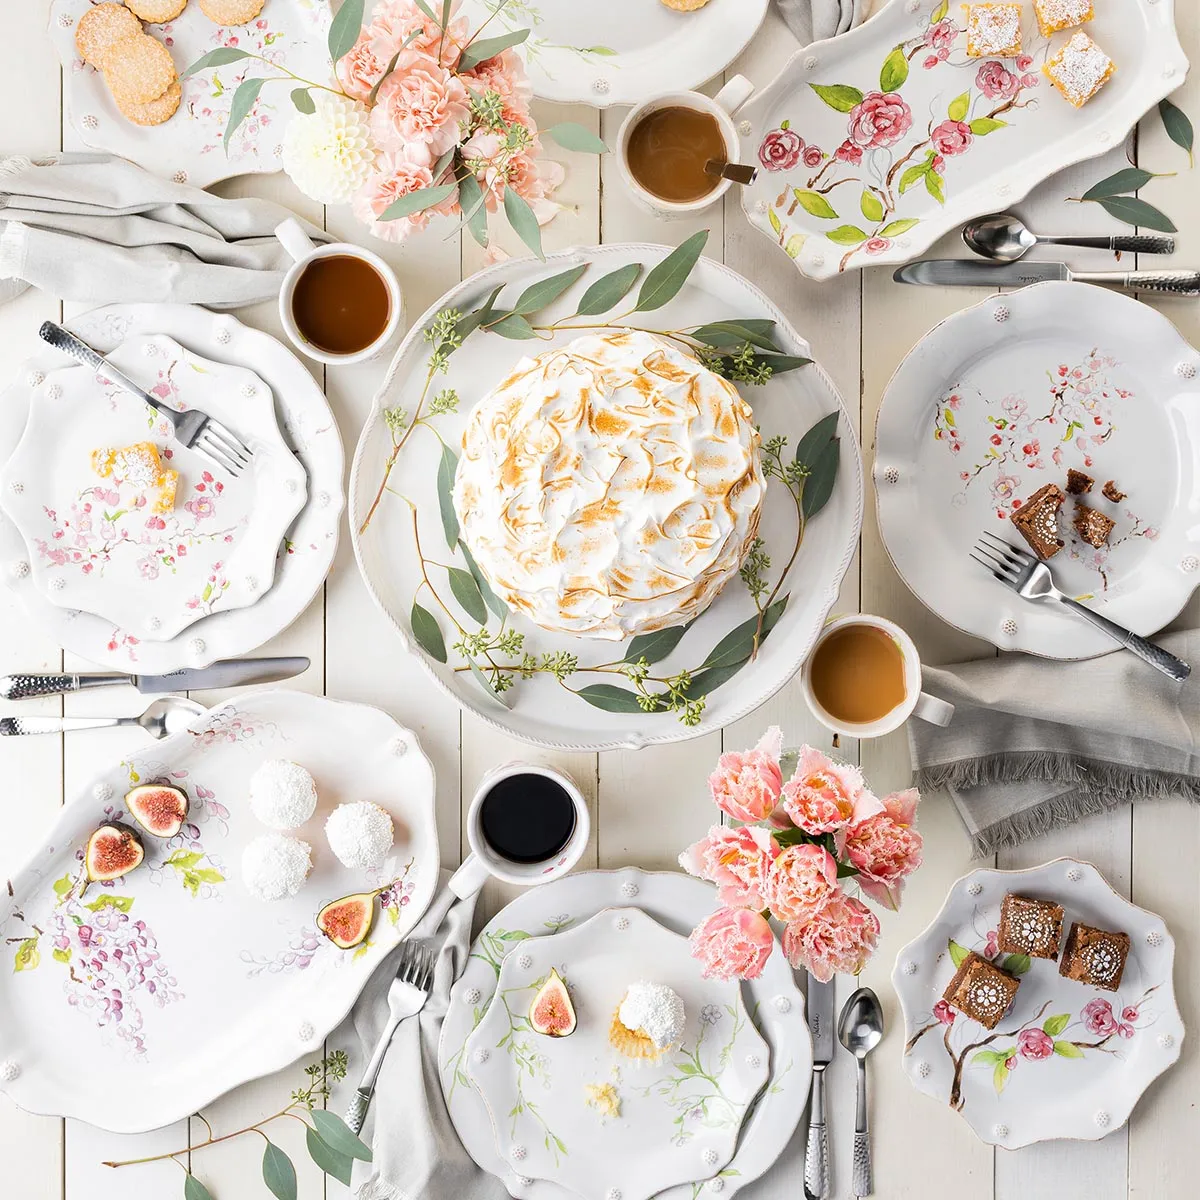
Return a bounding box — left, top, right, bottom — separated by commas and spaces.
962, 212, 1175, 262
838, 986, 884, 1198
0, 695, 206, 739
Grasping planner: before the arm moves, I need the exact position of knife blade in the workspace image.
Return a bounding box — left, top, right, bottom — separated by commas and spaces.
0, 657, 309, 701
804, 973, 836, 1199
893, 259, 1200, 296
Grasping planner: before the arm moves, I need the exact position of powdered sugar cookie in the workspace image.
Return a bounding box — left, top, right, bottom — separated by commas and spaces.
126, 0, 189, 22
115, 78, 182, 125
74, 3, 142, 68
198, 0, 266, 25
104, 33, 177, 105
659, 0, 711, 10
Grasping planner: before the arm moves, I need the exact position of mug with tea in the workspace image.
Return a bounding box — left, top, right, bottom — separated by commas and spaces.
274, 218, 404, 365
448, 762, 591, 898
617, 75, 756, 217
801, 614, 954, 739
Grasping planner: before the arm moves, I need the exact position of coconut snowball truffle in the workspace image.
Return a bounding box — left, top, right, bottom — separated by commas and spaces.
610, 981, 687, 1061
250, 759, 318, 830
242, 833, 312, 902
325, 801, 394, 869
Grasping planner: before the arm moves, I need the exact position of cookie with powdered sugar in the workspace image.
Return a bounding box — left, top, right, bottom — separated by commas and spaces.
115, 78, 182, 126
198, 0, 266, 25
126, 0, 189, 23
104, 32, 177, 106
75, 3, 142, 69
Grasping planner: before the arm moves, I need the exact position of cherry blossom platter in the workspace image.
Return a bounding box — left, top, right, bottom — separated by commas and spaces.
893, 858, 1183, 1149
738, 0, 1187, 278
0, 689, 439, 1133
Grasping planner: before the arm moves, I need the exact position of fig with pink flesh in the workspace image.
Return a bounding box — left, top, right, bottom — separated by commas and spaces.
529, 968, 576, 1037
316, 892, 375, 949
125, 784, 189, 838
84, 823, 145, 883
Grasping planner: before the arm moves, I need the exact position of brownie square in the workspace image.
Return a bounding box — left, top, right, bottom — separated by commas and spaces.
1073, 503, 1115, 548
1102, 479, 1126, 503
998, 893, 1064, 960
1010, 482, 1065, 559
1059, 922, 1130, 991
1065, 468, 1093, 495
943, 951, 1020, 1029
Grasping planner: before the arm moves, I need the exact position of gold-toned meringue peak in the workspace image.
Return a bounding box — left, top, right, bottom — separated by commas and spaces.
453, 330, 766, 640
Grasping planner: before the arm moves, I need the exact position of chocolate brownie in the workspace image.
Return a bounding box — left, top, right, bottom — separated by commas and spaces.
1066, 468, 1094, 495
1010, 483, 1065, 559
998, 893, 1064, 960
1073, 503, 1115, 549
943, 951, 1020, 1029
1059, 922, 1130, 992
1102, 479, 1126, 503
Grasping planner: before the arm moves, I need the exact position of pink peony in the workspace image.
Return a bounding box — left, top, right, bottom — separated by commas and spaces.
1083, 997, 1117, 1037
369, 50, 470, 157
802, 145, 823, 168
689, 907, 775, 981
835, 139, 863, 165
931, 119, 972, 156
843, 787, 923, 909
352, 146, 459, 243
1017, 1027, 1054, 1060
679, 823, 779, 910
781, 746, 883, 834
933, 998, 956, 1026
976, 60, 1019, 100
927, 19, 956, 52
847, 92, 912, 150
782, 892, 880, 982
761, 844, 839, 924
758, 127, 804, 171
864, 237, 891, 255
708, 726, 784, 823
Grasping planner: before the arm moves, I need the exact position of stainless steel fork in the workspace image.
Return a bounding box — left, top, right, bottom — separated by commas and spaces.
971, 530, 1190, 681
39, 321, 253, 478
344, 940, 435, 1135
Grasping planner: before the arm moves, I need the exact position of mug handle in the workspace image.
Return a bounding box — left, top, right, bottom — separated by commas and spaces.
713, 74, 754, 116
275, 217, 315, 263
912, 691, 954, 727
448, 852, 490, 899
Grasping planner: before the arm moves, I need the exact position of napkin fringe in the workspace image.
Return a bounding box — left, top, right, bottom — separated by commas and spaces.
355, 1179, 408, 1200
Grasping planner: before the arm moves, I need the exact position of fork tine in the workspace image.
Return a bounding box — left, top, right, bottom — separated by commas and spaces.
205, 422, 253, 466
189, 438, 239, 477
979, 530, 1031, 561
969, 551, 1014, 582
196, 432, 243, 477
971, 544, 1018, 575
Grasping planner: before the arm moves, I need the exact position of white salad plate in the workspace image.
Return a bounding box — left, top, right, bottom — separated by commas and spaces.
0, 333, 307, 642
893, 857, 1183, 1149
874, 281, 1200, 659
0, 303, 344, 671
738, 0, 1188, 279
465, 907, 770, 1200
439, 868, 813, 1200
0, 689, 439, 1133
49, 0, 333, 189
349, 244, 863, 752
460, 0, 768, 107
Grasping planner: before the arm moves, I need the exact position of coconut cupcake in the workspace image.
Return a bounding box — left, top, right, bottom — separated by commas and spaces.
609, 981, 686, 1063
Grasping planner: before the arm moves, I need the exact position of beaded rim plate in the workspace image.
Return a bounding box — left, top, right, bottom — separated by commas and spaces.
892, 857, 1184, 1149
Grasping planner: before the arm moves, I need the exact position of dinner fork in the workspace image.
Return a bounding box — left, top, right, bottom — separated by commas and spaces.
38, 321, 253, 478
344, 939, 436, 1135
970, 530, 1190, 681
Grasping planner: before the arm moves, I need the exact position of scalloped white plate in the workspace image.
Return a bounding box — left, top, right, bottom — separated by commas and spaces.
892, 857, 1183, 1149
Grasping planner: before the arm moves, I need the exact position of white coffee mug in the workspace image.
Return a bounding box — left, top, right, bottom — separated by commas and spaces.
616, 75, 756, 218
801, 614, 954, 739
448, 762, 591, 899
274, 217, 404, 366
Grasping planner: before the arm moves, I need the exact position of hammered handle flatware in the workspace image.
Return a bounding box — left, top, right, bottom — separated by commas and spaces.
0, 715, 130, 735
345, 1087, 371, 1136
1038, 233, 1176, 254
1075, 269, 1200, 295
1059, 598, 1192, 680
852, 1057, 873, 1197
0, 672, 130, 700
804, 1065, 829, 1199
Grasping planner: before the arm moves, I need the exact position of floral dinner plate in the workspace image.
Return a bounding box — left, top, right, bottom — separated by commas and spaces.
873, 281, 1200, 659
892, 858, 1183, 1149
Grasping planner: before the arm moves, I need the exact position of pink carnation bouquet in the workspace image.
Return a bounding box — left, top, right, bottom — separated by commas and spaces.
188, 0, 603, 254
681, 728, 923, 983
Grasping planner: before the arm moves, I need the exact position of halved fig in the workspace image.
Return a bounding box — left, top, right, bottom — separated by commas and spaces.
316, 892, 375, 949
85, 823, 145, 883
529, 968, 576, 1037
125, 784, 189, 838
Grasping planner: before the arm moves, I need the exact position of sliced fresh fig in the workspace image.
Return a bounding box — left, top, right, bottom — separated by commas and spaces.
125, 783, 189, 838
316, 892, 375, 949
529, 968, 576, 1037
85, 823, 145, 883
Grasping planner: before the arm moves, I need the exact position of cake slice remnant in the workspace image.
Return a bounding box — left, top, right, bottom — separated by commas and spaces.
943, 950, 1020, 1029
1065, 468, 1093, 495
1073, 502, 1115, 549
998, 893, 1064, 960
1033, 0, 1094, 38
91, 441, 179, 514
1044, 31, 1114, 108
964, 3, 1023, 57
1102, 479, 1126, 503
1010, 482, 1065, 559
1059, 922, 1130, 991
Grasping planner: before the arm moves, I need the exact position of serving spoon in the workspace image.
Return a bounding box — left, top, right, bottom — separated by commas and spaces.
962, 212, 1175, 262
0, 695, 206, 739
838, 986, 884, 1198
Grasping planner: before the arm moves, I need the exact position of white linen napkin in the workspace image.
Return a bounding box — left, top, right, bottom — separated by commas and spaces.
774, 0, 881, 45
0, 153, 328, 309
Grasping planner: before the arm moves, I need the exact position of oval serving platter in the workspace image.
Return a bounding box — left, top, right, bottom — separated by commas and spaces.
0, 689, 438, 1133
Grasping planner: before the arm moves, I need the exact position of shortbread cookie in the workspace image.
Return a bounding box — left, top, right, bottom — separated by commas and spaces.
198, 0, 266, 25
659, 0, 711, 10
126, 0, 189, 22
104, 33, 177, 105
75, 2, 142, 68
115, 78, 182, 125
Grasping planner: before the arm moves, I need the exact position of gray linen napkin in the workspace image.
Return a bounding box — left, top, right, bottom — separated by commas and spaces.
907, 630, 1200, 857
775, 0, 879, 44
0, 153, 328, 309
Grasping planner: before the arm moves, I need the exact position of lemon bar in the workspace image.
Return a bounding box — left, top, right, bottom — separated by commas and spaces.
92, 441, 179, 514
1033, 0, 1093, 38
964, 3, 1023, 58
1043, 31, 1114, 108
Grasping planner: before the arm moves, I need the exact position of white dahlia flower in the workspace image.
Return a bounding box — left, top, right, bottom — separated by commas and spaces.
281, 92, 376, 205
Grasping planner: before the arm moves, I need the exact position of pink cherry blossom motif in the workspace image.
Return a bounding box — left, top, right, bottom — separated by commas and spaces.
1016, 54, 1033, 71
976, 60, 1020, 100
707, 726, 785, 823
781, 891, 880, 983
1083, 997, 1118, 1037
864, 237, 891, 256
835, 139, 863, 166
802, 144, 824, 168
931, 119, 972, 157
847, 91, 913, 150
1122, 1005, 1140, 1022
184, 495, 214, 521
1018, 1027, 1054, 1060
761, 844, 839, 924
369, 50, 471, 157
688, 907, 775, 981
842, 787, 923, 909
933, 998, 956, 1026
984, 930, 1000, 958
678, 823, 780, 910
927, 19, 956, 53
923, 55, 939, 70
1118, 1023, 1136, 1039
758, 127, 804, 172
781, 746, 884, 834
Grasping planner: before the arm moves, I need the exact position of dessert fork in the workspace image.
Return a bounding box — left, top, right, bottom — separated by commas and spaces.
970, 530, 1190, 681
344, 939, 435, 1135
38, 322, 253, 478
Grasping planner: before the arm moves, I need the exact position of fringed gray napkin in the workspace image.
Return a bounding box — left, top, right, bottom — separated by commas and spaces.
907, 630, 1200, 857
774, 0, 880, 44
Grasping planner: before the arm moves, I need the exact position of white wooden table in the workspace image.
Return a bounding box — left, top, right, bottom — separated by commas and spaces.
1, 3, 1197, 1198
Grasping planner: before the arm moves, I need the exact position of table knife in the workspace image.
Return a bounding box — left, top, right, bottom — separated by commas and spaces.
804, 972, 836, 1199
893, 258, 1200, 296
0, 656, 309, 701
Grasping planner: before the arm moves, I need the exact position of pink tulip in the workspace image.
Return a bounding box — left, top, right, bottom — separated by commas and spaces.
781, 892, 880, 982
688, 907, 775, 981
781, 746, 883, 834
761, 844, 839, 924
678, 823, 779, 910
707, 726, 784, 823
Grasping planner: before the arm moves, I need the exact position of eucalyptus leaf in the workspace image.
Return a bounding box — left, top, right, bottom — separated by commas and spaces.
488, 312, 539, 339
1096, 194, 1177, 233
794, 411, 839, 467
689, 321, 780, 352
576, 684, 663, 713
379, 181, 457, 222
1080, 167, 1155, 200
184, 1176, 215, 1200
448, 566, 487, 625
224, 77, 265, 154
574, 263, 642, 316
411, 601, 447, 663
1159, 96, 1194, 164
469, 659, 514, 707
710, 352, 810, 379
698, 597, 788, 672
262, 1141, 298, 1200
632, 229, 709, 313
311, 1109, 374, 1163
437, 443, 459, 547
511, 264, 588, 316
430, 146, 457, 183
328, 0, 365, 63
802, 437, 840, 519
459, 540, 508, 618
456, 172, 489, 247
624, 620, 694, 665
459, 28, 530, 71
413, 0, 438, 18
183, 47, 250, 77
368, 43, 411, 106
455, 284, 504, 339
503, 186, 544, 260
306, 1126, 353, 1186
542, 122, 608, 155
290, 87, 315, 114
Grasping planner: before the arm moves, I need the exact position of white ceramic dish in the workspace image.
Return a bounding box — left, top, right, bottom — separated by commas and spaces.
892, 857, 1183, 1149
0, 689, 439, 1133
459, 0, 768, 107
0, 304, 344, 670
738, 0, 1188, 279
874, 281, 1200, 659
438, 868, 812, 1200
0, 334, 307, 641
349, 244, 863, 752
49, 0, 333, 189
466, 907, 770, 1200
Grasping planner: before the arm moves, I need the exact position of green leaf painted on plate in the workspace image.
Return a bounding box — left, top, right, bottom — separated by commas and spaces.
511, 264, 588, 316
541, 122, 608, 154
437, 443, 459, 548
182, 47, 250, 77
262, 1142, 298, 1200
1159, 96, 1194, 165
305, 1126, 353, 1186
632, 229, 709, 313
327, 0, 365, 63
968, 117, 1007, 135
503, 186, 544, 261
459, 28, 530, 71
85, 893, 134, 913
879, 217, 919, 237
1043, 1013, 1070, 1038
13, 937, 38, 973
411, 601, 447, 663
993, 1059, 1011, 1094
448, 566, 487, 625
224, 77, 265, 154
574, 263, 642, 316
924, 170, 945, 205
769, 207, 783, 235
793, 190, 839, 220
948, 939, 969, 968
379, 181, 457, 222
809, 83, 864, 113
825, 225, 867, 246
802, 437, 840, 519
1000, 953, 1031, 976
860, 191, 885, 223
947, 91, 970, 122
785, 234, 805, 259
311, 1110, 374, 1163
1053, 1040, 1085, 1059
899, 163, 928, 194
880, 46, 908, 94
971, 1048, 1007, 1066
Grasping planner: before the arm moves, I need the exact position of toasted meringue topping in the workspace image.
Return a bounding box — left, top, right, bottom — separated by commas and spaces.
453, 331, 765, 640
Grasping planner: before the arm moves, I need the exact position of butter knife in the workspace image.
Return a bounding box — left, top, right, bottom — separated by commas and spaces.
804, 972, 836, 1199
893, 258, 1200, 295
